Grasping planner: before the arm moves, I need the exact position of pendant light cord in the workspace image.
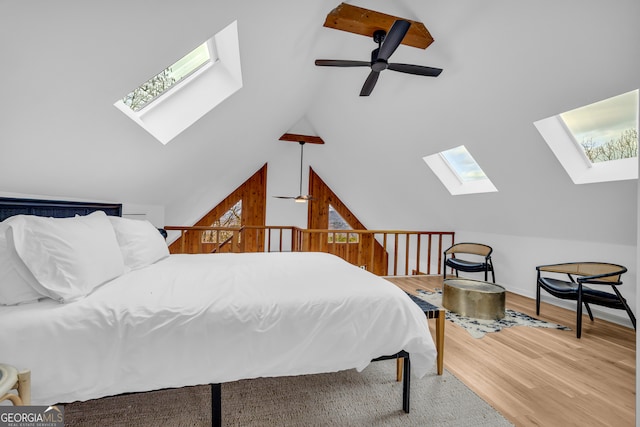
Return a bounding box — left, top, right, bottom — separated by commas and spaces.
299, 142, 305, 196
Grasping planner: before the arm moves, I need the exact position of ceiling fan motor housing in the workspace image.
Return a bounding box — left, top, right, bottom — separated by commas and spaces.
373, 29, 386, 44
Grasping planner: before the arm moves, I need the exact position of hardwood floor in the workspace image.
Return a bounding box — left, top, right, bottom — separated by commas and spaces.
386, 275, 636, 427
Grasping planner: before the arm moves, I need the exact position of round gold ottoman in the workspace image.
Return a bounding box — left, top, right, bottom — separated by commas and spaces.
442, 278, 506, 320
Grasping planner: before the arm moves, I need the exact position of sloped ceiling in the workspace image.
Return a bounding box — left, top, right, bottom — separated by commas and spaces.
0, 0, 638, 245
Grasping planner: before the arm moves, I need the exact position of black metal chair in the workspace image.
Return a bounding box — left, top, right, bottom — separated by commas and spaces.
536, 262, 636, 338
443, 243, 495, 283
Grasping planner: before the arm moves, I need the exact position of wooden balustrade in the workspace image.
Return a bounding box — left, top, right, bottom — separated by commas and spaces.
165, 226, 454, 277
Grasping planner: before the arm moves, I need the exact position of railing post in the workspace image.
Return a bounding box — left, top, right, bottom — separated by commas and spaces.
404, 233, 410, 275
369, 232, 375, 273
393, 234, 399, 276
437, 234, 443, 275
427, 234, 433, 275
416, 234, 421, 275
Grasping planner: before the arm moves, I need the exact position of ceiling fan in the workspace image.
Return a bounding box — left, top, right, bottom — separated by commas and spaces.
273, 141, 314, 203
315, 19, 443, 96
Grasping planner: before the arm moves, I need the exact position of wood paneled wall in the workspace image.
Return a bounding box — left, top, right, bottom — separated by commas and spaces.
168, 164, 387, 273
169, 164, 267, 254
307, 168, 388, 274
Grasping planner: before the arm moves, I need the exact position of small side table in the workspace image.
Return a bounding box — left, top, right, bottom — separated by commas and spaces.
443, 278, 505, 320
0, 364, 30, 406
397, 293, 445, 378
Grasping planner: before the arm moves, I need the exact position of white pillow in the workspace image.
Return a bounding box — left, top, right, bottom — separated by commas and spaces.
0, 217, 43, 305
11, 211, 125, 303
108, 216, 169, 270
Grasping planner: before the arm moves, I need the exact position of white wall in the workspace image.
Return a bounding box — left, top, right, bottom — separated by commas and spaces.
121, 203, 165, 228
457, 229, 637, 328
636, 139, 639, 422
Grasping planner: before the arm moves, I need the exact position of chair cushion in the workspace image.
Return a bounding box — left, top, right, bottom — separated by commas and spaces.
445, 258, 489, 273
538, 277, 627, 309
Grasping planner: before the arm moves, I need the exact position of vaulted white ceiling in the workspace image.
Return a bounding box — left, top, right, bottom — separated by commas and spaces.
1, 0, 638, 246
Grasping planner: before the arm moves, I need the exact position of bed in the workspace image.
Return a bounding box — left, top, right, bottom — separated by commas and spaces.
0, 197, 436, 424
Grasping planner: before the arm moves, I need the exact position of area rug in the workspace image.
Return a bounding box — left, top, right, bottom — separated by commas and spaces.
416, 289, 571, 339
63, 360, 512, 426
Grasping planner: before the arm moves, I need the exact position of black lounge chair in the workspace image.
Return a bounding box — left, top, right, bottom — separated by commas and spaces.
536, 262, 636, 338
443, 243, 495, 283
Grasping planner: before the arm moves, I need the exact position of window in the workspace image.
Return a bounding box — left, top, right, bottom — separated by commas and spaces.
534, 89, 638, 184
560, 90, 638, 164
114, 20, 243, 145
440, 145, 489, 182
202, 200, 242, 244
423, 145, 497, 195
328, 204, 358, 243
122, 42, 214, 112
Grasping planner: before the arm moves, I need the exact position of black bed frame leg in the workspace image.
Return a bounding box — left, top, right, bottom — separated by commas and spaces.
402, 355, 411, 413
211, 383, 221, 427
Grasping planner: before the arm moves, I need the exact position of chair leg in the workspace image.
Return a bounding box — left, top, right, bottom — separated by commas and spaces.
0, 393, 23, 406
536, 282, 541, 316
576, 298, 583, 339
584, 303, 594, 321
612, 287, 637, 329
17, 370, 30, 406
626, 306, 637, 330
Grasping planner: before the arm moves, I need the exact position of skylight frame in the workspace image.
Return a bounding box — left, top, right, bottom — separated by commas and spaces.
122, 41, 218, 113
534, 89, 639, 184
423, 145, 498, 195
113, 20, 243, 145
558, 90, 638, 166
557, 117, 593, 168
439, 145, 489, 183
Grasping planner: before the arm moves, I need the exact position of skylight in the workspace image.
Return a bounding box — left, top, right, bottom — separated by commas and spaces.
534, 89, 639, 184
123, 41, 215, 112
114, 20, 243, 145
440, 146, 488, 182
560, 90, 638, 164
423, 145, 497, 195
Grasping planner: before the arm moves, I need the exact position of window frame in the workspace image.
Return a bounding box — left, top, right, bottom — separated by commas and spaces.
533, 89, 639, 184
423, 145, 498, 195
122, 41, 217, 113
113, 20, 243, 145
327, 204, 358, 244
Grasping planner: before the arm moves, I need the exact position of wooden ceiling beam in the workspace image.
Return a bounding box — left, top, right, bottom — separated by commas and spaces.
323, 3, 434, 50
279, 133, 325, 145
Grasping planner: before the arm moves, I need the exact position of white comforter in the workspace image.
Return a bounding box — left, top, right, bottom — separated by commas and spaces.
0, 252, 436, 405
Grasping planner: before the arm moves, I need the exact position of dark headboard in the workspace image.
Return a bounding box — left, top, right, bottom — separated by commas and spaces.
0, 197, 122, 221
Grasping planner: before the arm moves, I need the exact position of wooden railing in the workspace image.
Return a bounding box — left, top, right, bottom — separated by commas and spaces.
165, 226, 455, 277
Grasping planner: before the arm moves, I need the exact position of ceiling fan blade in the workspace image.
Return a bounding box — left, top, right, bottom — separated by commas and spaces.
377, 20, 411, 61
388, 63, 443, 77
273, 196, 296, 199
315, 59, 371, 67
360, 70, 380, 96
